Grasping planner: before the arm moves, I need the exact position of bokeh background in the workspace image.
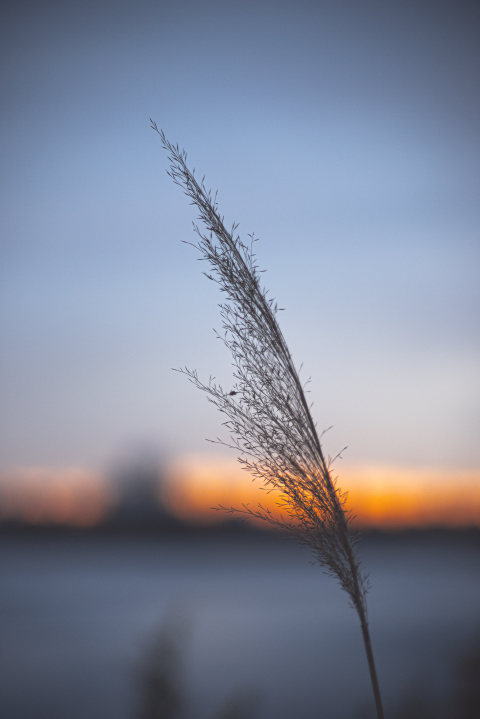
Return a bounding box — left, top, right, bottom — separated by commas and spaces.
1, 1, 479, 718
1, 0, 479, 506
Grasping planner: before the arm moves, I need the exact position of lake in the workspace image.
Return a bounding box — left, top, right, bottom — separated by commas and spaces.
0, 530, 479, 718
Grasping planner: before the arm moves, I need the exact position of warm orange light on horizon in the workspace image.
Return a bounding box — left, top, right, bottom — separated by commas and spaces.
163, 455, 272, 525
337, 465, 480, 529
1, 458, 479, 530
0, 467, 113, 527
164, 455, 480, 529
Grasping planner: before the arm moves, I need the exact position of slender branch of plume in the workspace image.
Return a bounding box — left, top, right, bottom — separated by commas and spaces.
151, 121, 385, 719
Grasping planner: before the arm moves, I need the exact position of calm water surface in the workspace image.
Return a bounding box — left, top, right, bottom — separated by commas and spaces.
0, 531, 479, 719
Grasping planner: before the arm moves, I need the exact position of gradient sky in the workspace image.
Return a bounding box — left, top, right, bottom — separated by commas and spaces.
1, 0, 479, 475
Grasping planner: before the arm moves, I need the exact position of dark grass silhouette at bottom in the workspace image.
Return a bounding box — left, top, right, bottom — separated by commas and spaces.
137, 616, 261, 719
137, 617, 480, 719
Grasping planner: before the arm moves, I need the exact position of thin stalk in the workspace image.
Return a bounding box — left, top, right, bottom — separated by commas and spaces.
359, 609, 384, 719
340, 507, 384, 719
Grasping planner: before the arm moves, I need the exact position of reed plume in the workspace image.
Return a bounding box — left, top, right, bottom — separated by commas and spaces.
152, 121, 385, 719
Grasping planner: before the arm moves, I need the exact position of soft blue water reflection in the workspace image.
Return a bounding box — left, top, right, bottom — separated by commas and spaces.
0, 532, 479, 718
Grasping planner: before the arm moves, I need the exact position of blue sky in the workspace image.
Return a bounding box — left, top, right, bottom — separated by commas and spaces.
1, 0, 479, 473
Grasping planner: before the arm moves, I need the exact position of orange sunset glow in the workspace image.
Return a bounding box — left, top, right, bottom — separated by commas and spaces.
0, 467, 113, 527
0, 459, 479, 530
164, 455, 480, 529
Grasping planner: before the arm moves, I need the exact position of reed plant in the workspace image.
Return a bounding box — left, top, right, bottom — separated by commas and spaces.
152, 122, 385, 719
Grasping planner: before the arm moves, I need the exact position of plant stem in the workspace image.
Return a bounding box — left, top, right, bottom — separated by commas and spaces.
358, 609, 385, 719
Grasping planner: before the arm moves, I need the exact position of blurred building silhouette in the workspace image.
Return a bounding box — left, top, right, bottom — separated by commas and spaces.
108, 457, 181, 531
